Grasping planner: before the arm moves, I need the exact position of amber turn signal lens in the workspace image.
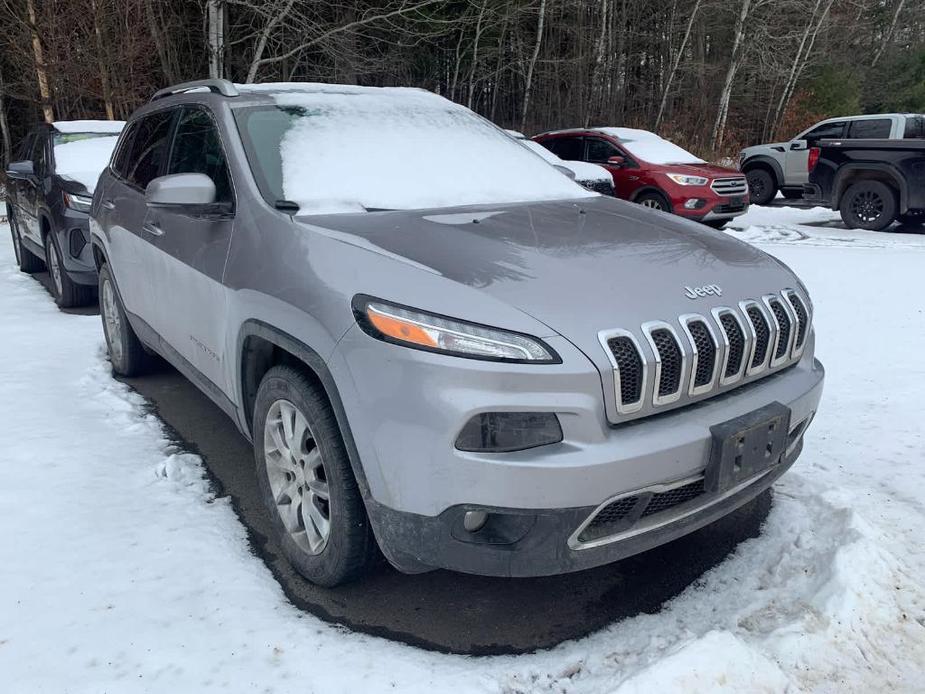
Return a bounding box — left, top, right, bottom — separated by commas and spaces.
367, 307, 438, 348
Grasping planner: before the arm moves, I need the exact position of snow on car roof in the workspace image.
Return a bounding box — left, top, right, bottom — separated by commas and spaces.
238, 83, 594, 214
52, 120, 125, 134
595, 127, 705, 165
53, 135, 120, 193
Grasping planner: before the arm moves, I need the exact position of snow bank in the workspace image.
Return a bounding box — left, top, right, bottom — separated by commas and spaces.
53, 119, 125, 135
596, 126, 705, 165
238, 83, 594, 214
1, 206, 924, 693
53, 135, 120, 192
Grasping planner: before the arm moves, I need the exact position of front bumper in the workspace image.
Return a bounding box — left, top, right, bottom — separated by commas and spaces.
331, 322, 824, 576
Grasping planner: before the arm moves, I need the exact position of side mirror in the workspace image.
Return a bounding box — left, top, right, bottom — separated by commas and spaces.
790, 140, 807, 151
145, 173, 216, 206
6, 160, 35, 179
553, 164, 576, 180
607, 155, 626, 167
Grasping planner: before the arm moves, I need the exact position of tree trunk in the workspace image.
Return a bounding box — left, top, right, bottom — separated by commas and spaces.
710, 0, 751, 152
89, 0, 115, 120
585, 0, 610, 126
655, 0, 701, 130
26, 0, 54, 123
467, 1, 488, 110
245, 0, 297, 83
0, 69, 12, 167
207, 0, 225, 80
146, 0, 176, 84
872, 0, 906, 67
520, 0, 547, 132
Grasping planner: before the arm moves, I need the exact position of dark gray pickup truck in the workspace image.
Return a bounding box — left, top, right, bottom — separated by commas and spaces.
804, 138, 925, 230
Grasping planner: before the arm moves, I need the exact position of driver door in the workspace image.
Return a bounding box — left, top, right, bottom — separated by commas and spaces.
785, 120, 846, 186
584, 137, 638, 200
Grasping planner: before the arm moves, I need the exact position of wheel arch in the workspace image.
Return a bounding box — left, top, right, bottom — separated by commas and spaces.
90, 237, 108, 270
236, 320, 372, 501
833, 164, 907, 213
741, 156, 784, 187
629, 186, 670, 204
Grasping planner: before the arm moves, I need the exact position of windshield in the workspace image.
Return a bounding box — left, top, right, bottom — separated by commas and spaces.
233, 86, 593, 214
52, 131, 118, 147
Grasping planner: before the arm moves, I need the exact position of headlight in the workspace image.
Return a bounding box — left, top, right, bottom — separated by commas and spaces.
354, 296, 559, 363
63, 191, 93, 213
666, 173, 709, 186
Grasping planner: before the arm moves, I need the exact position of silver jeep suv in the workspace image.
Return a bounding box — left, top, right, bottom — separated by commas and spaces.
90, 80, 824, 586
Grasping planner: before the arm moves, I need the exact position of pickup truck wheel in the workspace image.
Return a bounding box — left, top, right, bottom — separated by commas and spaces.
44, 232, 94, 308
8, 209, 45, 273
254, 365, 378, 587
745, 169, 777, 205
99, 264, 148, 376
636, 191, 672, 213
839, 181, 897, 231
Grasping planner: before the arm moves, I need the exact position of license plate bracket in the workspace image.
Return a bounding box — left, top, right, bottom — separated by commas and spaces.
705, 402, 791, 494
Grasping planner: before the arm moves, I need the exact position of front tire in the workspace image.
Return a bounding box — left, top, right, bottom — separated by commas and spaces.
8, 208, 44, 273
44, 232, 94, 308
99, 264, 149, 376
253, 365, 378, 587
839, 181, 898, 231
635, 191, 673, 214
745, 168, 777, 206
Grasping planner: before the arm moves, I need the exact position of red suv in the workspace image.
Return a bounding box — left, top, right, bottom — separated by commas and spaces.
534, 127, 749, 228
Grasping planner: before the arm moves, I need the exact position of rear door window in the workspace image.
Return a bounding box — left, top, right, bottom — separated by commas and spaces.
543, 137, 583, 161
124, 110, 176, 190
167, 107, 233, 204
904, 116, 925, 139
847, 119, 892, 139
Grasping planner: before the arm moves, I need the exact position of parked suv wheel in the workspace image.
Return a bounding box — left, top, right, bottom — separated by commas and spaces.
839, 180, 897, 231
253, 365, 378, 587
8, 208, 45, 273
635, 191, 672, 213
745, 168, 777, 206
99, 264, 149, 376
44, 232, 93, 308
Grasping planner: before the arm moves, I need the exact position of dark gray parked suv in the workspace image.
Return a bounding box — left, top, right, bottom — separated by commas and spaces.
6, 120, 124, 307
90, 80, 824, 586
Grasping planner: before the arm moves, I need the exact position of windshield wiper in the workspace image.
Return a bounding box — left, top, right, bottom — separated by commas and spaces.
274, 199, 300, 212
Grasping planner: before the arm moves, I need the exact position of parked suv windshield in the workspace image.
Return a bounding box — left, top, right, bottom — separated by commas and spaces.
232, 88, 592, 214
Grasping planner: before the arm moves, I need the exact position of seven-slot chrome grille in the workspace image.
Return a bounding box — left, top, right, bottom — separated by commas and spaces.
599, 288, 811, 418
710, 177, 748, 196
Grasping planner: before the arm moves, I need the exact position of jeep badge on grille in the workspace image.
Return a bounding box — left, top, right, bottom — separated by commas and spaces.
684, 284, 722, 299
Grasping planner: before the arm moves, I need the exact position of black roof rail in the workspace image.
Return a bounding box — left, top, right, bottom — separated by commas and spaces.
151, 79, 239, 102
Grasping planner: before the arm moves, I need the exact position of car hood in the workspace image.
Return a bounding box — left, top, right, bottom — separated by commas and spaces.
657, 162, 745, 179
298, 196, 796, 359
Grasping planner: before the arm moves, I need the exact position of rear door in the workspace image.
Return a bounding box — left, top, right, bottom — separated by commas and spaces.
584, 136, 641, 200
786, 120, 847, 186
20, 132, 49, 246
145, 105, 235, 393
7, 132, 34, 231
97, 109, 177, 325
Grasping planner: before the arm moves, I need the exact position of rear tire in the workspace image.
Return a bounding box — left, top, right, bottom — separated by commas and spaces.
8, 208, 45, 273
745, 168, 777, 206
253, 365, 378, 587
635, 191, 673, 214
99, 264, 149, 376
838, 181, 898, 231
45, 232, 94, 308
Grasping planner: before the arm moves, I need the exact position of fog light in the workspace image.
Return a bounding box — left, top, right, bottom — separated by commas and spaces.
68, 228, 86, 258
463, 511, 488, 533
684, 198, 706, 210
455, 412, 563, 452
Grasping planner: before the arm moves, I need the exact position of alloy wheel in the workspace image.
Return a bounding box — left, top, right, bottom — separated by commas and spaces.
851, 190, 884, 223
47, 238, 63, 297
264, 399, 331, 555
101, 278, 124, 365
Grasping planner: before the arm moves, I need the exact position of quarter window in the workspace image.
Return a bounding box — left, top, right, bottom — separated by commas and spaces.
124, 110, 175, 189
847, 119, 892, 139
167, 107, 232, 204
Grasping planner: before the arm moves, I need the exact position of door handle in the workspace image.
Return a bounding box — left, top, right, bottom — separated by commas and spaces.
101, 199, 116, 210
142, 222, 164, 237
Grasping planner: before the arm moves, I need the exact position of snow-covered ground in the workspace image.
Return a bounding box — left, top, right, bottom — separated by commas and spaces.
1, 206, 924, 693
